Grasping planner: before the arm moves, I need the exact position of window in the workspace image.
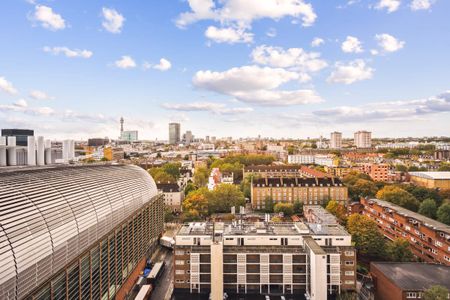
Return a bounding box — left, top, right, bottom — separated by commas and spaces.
175, 270, 185, 275
344, 280, 354, 285
406, 292, 417, 298
345, 261, 354, 266
175, 260, 185, 265
175, 250, 184, 255
344, 271, 354, 276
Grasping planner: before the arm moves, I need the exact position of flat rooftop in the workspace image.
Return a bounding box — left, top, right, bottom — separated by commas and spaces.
367, 198, 450, 235
371, 262, 450, 291
177, 221, 350, 237
409, 171, 450, 180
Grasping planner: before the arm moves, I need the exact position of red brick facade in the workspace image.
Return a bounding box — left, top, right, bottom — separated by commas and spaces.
361, 198, 450, 266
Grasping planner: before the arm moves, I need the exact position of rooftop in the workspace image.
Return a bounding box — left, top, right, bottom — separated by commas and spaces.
252, 177, 344, 187
367, 198, 450, 235
409, 171, 450, 180
371, 262, 450, 291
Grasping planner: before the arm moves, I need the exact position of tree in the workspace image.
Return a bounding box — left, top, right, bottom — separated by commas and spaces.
437, 203, 450, 225
293, 200, 303, 214
395, 164, 407, 172
326, 200, 347, 223
418, 199, 438, 219
264, 196, 274, 213
208, 184, 245, 214
422, 285, 449, 300
438, 163, 450, 171
274, 202, 294, 216
193, 167, 209, 187
376, 186, 420, 211
352, 179, 378, 198
403, 185, 442, 205
182, 188, 209, 217
148, 168, 177, 183
184, 182, 197, 197
386, 238, 414, 262
164, 208, 175, 223
346, 214, 386, 258
163, 162, 181, 179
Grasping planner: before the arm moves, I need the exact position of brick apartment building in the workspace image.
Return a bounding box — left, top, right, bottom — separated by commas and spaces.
361, 198, 450, 266
251, 177, 348, 209
370, 262, 450, 300
243, 165, 328, 179
359, 163, 390, 182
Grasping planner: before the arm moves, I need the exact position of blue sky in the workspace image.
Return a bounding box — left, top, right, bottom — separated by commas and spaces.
0, 0, 449, 140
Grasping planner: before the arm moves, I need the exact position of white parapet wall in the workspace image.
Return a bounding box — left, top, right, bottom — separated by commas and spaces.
7, 136, 16, 166
0, 136, 6, 166
37, 136, 45, 166
27, 136, 36, 166
210, 241, 224, 300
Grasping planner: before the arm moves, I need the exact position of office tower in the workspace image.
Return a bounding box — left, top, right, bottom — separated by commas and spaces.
0, 165, 164, 300
330, 132, 342, 149
169, 123, 181, 144
1, 129, 34, 146
184, 130, 193, 146
354, 131, 372, 148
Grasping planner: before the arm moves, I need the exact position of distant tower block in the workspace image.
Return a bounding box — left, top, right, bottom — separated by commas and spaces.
120, 117, 124, 133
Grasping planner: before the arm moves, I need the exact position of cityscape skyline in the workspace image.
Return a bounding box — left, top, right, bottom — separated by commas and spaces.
1, 1, 449, 140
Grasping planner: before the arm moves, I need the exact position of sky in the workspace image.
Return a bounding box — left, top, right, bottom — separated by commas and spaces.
0, 0, 449, 141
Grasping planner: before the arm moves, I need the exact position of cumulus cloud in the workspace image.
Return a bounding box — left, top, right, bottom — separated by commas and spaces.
162, 101, 253, 114
341, 36, 363, 53
375, 0, 401, 13
114, 56, 136, 69
14, 99, 28, 108
375, 33, 405, 52
0, 77, 18, 95
153, 58, 172, 71
410, 0, 433, 10
31, 5, 66, 30
176, 0, 317, 29
43, 46, 93, 58
266, 28, 277, 38
193, 65, 322, 106
251, 45, 327, 82
102, 8, 125, 33
311, 37, 324, 47
327, 59, 374, 84
205, 26, 254, 44
30, 90, 53, 100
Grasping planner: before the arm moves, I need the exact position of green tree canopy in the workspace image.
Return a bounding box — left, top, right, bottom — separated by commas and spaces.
326, 200, 347, 223
293, 200, 303, 214
346, 214, 386, 258
274, 202, 294, 216
386, 238, 414, 262
418, 198, 438, 219
207, 184, 245, 214
422, 285, 449, 300
163, 162, 181, 179
193, 167, 209, 187
437, 203, 450, 225
376, 186, 420, 211
395, 164, 408, 172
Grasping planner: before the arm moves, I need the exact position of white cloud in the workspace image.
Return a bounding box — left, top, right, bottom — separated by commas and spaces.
102, 8, 125, 33
327, 59, 374, 84
176, 0, 317, 29
193, 65, 322, 106
341, 36, 363, 53
114, 56, 136, 69
43, 46, 93, 58
311, 37, 324, 47
410, 0, 433, 10
370, 49, 379, 55
30, 90, 53, 100
153, 58, 172, 71
14, 99, 28, 108
0, 77, 18, 95
375, 33, 405, 52
32, 5, 66, 30
375, 0, 401, 13
313, 90, 450, 122
251, 45, 327, 80
205, 26, 254, 44
266, 28, 277, 38
162, 101, 253, 114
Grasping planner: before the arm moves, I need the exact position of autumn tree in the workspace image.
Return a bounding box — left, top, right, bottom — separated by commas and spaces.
274, 202, 294, 216
346, 214, 386, 258
326, 200, 347, 223
418, 198, 438, 219
207, 184, 245, 214
376, 186, 420, 211
182, 188, 209, 217
423, 285, 449, 300
193, 167, 209, 187
386, 238, 414, 262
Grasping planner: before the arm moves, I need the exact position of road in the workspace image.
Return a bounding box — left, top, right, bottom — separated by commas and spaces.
150, 247, 173, 300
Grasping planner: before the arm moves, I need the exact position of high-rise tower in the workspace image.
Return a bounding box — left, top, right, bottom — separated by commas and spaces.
120, 117, 124, 134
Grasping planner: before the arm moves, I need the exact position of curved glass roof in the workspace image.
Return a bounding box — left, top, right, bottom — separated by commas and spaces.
0, 164, 158, 299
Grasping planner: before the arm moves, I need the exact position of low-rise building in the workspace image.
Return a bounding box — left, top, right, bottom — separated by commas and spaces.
408, 171, 450, 189
243, 165, 327, 179
174, 215, 356, 299
251, 177, 348, 209
370, 262, 450, 300
360, 163, 390, 182
361, 198, 450, 265
156, 182, 184, 212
